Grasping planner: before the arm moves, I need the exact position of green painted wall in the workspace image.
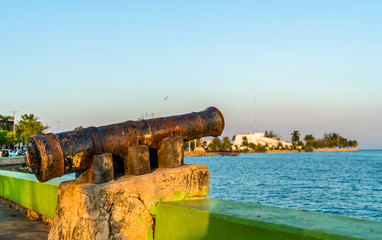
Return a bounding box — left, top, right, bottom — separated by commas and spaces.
1, 170, 382, 240
155, 199, 382, 240
0, 170, 68, 219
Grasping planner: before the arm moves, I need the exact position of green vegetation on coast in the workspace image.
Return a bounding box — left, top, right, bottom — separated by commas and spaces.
0, 113, 48, 149
293, 130, 358, 152
184, 130, 358, 154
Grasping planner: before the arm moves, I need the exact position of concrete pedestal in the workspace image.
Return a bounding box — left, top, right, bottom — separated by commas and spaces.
48, 164, 209, 240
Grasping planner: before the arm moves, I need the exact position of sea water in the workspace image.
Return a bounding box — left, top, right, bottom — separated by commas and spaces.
185, 150, 382, 222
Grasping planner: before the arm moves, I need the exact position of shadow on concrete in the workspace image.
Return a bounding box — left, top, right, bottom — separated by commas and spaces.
0, 203, 49, 240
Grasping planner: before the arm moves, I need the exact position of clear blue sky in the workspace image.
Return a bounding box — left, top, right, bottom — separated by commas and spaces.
1, 1, 381, 148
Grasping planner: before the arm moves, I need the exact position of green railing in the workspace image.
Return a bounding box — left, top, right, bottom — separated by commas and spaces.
0, 170, 68, 219
155, 199, 382, 240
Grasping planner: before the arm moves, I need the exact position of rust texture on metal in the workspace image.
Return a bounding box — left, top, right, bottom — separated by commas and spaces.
25, 107, 224, 182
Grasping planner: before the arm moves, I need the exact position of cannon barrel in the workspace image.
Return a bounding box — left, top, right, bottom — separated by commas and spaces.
25, 107, 224, 182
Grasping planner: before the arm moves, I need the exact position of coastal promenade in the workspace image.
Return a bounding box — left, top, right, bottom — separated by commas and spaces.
0, 157, 25, 165
0, 203, 49, 240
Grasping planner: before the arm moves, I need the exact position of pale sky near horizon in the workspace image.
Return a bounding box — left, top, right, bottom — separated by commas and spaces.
1, 1, 381, 148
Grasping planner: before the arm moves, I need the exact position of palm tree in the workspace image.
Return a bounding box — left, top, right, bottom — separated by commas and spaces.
304, 134, 315, 148
323, 132, 340, 148
325, 132, 340, 148
222, 136, 232, 150
291, 130, 300, 149
241, 136, 249, 150
351, 140, 358, 148
248, 142, 256, 151
339, 137, 349, 148
264, 130, 281, 140
0, 114, 12, 131
304, 134, 315, 142
16, 114, 49, 144
208, 137, 222, 150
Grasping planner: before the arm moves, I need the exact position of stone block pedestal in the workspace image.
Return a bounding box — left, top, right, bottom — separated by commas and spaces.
48, 164, 209, 240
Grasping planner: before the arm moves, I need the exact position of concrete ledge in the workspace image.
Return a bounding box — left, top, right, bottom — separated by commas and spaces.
155, 199, 382, 240
0, 157, 25, 166
0, 170, 69, 219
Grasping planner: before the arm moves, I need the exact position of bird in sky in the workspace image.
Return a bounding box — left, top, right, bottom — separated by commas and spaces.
163, 96, 168, 101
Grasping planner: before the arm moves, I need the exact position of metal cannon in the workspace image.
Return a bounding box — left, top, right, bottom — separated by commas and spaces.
25, 107, 224, 182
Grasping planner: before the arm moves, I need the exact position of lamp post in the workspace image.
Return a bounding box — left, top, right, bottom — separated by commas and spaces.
10, 111, 19, 132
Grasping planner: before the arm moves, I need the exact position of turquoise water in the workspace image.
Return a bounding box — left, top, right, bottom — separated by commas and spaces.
185, 150, 382, 222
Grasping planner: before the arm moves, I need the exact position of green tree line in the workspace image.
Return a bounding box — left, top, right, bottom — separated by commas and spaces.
0, 113, 48, 148
184, 136, 269, 153
184, 137, 233, 151
291, 130, 358, 151
183, 129, 359, 153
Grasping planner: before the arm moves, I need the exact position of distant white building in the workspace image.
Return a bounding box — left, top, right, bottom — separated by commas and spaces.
193, 146, 206, 154
233, 133, 292, 150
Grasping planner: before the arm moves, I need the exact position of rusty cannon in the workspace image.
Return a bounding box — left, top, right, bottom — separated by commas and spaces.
25, 107, 224, 182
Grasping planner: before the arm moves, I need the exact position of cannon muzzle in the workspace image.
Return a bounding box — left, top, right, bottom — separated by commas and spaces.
25, 107, 224, 182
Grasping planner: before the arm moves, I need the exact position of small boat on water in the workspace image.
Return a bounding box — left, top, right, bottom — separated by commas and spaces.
219, 152, 239, 156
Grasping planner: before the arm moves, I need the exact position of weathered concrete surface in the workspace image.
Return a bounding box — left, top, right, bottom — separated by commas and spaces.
125, 145, 151, 175
49, 164, 209, 240
158, 136, 184, 168
0, 203, 50, 240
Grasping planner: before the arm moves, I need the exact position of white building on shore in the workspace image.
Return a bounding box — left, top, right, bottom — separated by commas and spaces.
233, 132, 292, 150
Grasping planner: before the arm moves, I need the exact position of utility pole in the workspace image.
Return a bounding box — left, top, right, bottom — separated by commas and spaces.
54, 121, 62, 132
9, 110, 19, 132
254, 98, 257, 133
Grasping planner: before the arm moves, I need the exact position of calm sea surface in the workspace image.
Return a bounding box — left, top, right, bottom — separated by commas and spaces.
185, 150, 382, 222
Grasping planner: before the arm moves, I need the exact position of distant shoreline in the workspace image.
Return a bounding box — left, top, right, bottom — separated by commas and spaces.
261, 149, 360, 153
185, 148, 359, 157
